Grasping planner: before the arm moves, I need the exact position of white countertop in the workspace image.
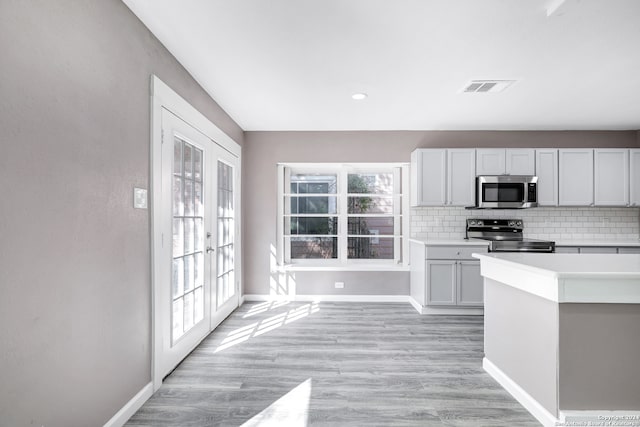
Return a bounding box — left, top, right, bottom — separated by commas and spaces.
474, 253, 640, 303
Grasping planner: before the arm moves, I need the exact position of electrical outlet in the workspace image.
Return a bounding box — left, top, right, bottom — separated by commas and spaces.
334, 282, 344, 289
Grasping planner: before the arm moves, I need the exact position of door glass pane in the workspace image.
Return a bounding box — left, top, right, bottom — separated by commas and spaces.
171, 138, 205, 344
216, 161, 235, 309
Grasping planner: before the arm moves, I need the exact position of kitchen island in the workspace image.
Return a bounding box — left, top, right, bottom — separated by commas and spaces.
473, 253, 640, 427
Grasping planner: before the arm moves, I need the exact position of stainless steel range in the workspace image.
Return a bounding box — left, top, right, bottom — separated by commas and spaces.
465, 218, 556, 253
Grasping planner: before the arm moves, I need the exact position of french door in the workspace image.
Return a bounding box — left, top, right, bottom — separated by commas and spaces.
155, 109, 239, 382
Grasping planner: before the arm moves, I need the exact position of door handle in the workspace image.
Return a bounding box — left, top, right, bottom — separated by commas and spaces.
206, 246, 215, 254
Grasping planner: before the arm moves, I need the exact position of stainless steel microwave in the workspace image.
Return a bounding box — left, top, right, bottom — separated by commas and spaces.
475, 175, 538, 209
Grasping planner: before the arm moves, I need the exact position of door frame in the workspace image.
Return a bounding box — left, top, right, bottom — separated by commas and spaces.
150, 75, 242, 391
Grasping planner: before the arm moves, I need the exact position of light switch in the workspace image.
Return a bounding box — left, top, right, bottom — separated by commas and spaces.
134, 187, 148, 209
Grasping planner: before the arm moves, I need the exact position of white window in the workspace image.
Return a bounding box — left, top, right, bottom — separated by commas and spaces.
277, 163, 409, 267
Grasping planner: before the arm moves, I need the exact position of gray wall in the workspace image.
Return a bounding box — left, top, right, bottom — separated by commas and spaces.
0, 1, 243, 426
243, 130, 637, 296
559, 304, 640, 410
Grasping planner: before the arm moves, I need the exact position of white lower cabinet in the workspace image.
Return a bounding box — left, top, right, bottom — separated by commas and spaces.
426, 259, 483, 307
457, 261, 484, 306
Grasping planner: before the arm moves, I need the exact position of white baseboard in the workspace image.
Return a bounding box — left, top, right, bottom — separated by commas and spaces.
408, 297, 423, 313
483, 358, 557, 427
243, 294, 411, 303
103, 382, 153, 427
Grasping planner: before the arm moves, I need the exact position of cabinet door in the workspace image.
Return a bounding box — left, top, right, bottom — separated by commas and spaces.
506, 149, 536, 175
631, 150, 640, 207
447, 149, 476, 206
579, 247, 617, 254
411, 149, 446, 206
594, 149, 629, 206
476, 149, 505, 175
426, 260, 456, 306
618, 247, 640, 254
555, 246, 580, 254
559, 149, 594, 206
536, 149, 558, 206
457, 261, 483, 306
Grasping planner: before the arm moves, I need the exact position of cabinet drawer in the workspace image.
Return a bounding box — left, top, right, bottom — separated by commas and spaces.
425, 245, 488, 260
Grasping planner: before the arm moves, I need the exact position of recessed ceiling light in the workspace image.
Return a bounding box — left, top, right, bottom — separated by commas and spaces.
352, 93, 368, 100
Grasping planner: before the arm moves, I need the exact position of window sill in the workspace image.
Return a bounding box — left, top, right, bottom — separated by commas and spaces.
274, 264, 410, 272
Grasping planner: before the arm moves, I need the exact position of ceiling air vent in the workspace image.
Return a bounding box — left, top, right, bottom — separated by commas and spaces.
461, 80, 516, 93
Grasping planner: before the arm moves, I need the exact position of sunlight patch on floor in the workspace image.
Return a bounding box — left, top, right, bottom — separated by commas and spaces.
215, 303, 320, 353
243, 300, 292, 318
240, 379, 312, 427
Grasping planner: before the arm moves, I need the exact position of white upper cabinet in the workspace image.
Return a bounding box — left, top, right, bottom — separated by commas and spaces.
506, 149, 536, 175
631, 149, 640, 207
411, 149, 475, 207
559, 149, 594, 206
411, 149, 446, 206
535, 149, 558, 206
476, 148, 535, 175
594, 149, 629, 206
447, 149, 476, 206
476, 149, 506, 175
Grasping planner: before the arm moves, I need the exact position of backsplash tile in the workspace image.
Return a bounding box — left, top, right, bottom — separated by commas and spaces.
410, 207, 640, 240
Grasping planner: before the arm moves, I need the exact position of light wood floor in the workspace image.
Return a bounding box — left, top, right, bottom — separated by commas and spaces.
126, 302, 540, 426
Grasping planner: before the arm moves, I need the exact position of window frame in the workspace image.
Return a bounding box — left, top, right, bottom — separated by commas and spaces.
277, 163, 409, 269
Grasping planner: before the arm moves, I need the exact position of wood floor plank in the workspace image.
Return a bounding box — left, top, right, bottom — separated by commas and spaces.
126, 302, 540, 426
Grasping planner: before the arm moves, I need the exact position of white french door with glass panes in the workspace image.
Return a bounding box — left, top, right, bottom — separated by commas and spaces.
156, 109, 239, 381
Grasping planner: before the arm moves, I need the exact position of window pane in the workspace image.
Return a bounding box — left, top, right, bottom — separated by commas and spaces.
173, 297, 184, 340
172, 257, 184, 299
194, 182, 203, 216
290, 174, 337, 194
348, 196, 393, 214
184, 144, 193, 179
348, 173, 393, 194
184, 180, 194, 216
184, 254, 194, 292
194, 252, 204, 288
184, 291, 194, 332
348, 217, 394, 235
184, 218, 194, 254
173, 218, 184, 256
289, 196, 337, 214
194, 219, 204, 252
194, 148, 203, 182
194, 287, 204, 323
174, 140, 183, 176
173, 176, 183, 216
290, 237, 338, 259
290, 217, 337, 235
348, 237, 394, 259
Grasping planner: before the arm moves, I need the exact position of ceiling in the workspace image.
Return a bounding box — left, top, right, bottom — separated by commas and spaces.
123, 0, 640, 131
